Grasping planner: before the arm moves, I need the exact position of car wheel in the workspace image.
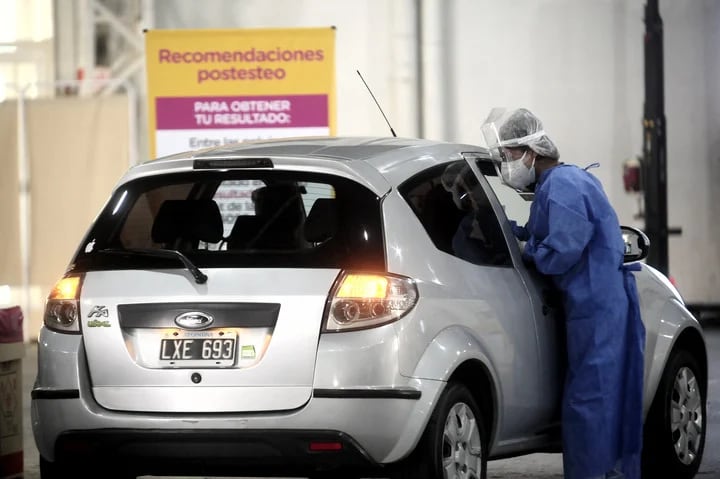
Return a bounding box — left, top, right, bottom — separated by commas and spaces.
642, 349, 706, 479
392, 382, 487, 479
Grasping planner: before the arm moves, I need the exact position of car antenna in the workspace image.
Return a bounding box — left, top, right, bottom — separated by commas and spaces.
356, 70, 397, 137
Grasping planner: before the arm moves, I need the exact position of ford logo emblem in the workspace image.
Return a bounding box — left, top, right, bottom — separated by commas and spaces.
174, 311, 214, 330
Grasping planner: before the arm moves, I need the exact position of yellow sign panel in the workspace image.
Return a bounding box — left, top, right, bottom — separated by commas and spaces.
145, 27, 336, 158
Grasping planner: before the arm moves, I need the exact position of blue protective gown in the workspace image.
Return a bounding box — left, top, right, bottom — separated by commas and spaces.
519, 164, 645, 479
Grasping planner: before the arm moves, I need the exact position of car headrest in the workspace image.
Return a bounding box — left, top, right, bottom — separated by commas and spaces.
151, 199, 223, 244
304, 198, 338, 243
226, 215, 262, 249
252, 183, 304, 219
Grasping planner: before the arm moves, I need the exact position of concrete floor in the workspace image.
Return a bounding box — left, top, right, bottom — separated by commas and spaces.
18, 323, 720, 478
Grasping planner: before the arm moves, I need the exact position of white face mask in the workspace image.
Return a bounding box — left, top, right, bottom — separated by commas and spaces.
501, 152, 536, 190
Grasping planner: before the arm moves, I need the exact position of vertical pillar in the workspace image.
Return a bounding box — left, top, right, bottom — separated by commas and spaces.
420, 0, 451, 141
642, 0, 668, 275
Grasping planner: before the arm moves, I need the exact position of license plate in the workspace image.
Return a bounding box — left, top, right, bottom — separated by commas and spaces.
159, 331, 237, 367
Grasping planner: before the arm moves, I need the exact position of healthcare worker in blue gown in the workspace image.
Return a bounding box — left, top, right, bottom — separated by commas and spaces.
483, 108, 646, 479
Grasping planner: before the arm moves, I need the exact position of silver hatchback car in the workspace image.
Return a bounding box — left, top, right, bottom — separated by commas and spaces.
32, 137, 707, 479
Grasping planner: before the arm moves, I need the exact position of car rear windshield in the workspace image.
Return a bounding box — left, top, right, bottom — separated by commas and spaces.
69, 170, 386, 271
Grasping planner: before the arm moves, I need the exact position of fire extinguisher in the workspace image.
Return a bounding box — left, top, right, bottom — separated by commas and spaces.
623, 157, 642, 193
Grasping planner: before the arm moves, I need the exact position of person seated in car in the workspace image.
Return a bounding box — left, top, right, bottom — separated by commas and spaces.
440, 162, 505, 266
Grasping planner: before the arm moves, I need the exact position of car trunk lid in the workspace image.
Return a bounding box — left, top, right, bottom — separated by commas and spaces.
81, 268, 339, 413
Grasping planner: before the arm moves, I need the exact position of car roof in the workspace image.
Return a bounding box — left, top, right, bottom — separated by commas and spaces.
123, 136, 492, 195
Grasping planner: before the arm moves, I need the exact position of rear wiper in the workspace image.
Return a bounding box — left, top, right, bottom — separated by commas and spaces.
97, 248, 208, 284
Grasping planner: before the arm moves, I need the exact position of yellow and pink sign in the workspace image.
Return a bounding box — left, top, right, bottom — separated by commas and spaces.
145, 27, 336, 158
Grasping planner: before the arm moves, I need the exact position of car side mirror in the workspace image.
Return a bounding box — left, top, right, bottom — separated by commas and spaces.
621, 226, 650, 263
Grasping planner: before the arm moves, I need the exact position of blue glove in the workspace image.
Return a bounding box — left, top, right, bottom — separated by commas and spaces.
509, 220, 530, 241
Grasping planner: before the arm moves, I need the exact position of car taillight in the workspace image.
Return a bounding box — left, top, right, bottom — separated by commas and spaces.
43, 274, 84, 334
323, 272, 418, 332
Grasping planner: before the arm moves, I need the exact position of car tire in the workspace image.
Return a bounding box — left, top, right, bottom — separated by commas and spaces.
642, 349, 706, 479
391, 382, 487, 479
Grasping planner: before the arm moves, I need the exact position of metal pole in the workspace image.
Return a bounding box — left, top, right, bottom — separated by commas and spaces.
642, 0, 669, 276
414, 0, 425, 139
16, 84, 31, 340
125, 80, 139, 167
76, 0, 95, 96
419, 0, 448, 141
92, 1, 144, 51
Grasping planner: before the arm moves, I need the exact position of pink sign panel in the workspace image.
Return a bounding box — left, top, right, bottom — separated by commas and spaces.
156, 95, 328, 129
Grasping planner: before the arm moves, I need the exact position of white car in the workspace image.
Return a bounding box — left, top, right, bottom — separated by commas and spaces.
32, 137, 707, 479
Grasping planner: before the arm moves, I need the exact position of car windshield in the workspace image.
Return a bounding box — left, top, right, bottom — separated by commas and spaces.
70, 170, 385, 270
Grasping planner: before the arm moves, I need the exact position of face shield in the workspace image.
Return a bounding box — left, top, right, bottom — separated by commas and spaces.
480, 108, 559, 191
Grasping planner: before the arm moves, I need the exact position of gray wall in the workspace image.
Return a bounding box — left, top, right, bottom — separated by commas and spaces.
664, 0, 720, 302
152, 0, 720, 303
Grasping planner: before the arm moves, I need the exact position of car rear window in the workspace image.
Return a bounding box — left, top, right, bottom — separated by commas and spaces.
69, 170, 385, 271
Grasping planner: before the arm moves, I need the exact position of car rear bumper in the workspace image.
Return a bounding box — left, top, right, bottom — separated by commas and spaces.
49, 429, 379, 477
32, 329, 445, 469
33, 390, 440, 474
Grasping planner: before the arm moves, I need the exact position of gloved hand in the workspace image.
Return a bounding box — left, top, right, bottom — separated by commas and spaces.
509, 220, 530, 241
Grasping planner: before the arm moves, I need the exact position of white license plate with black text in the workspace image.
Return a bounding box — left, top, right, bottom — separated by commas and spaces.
159, 330, 237, 367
